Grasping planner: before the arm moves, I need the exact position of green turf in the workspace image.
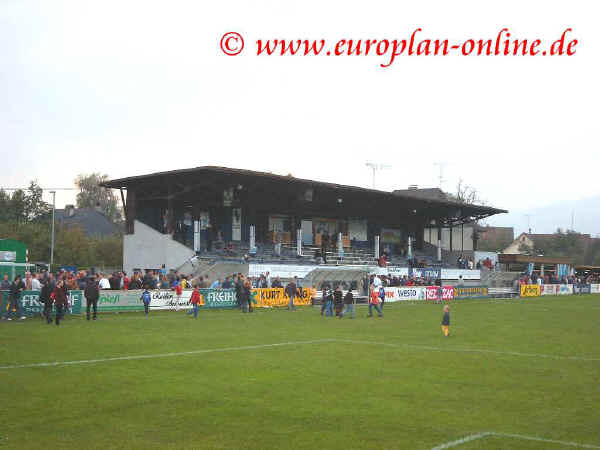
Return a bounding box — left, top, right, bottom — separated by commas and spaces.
1, 295, 599, 449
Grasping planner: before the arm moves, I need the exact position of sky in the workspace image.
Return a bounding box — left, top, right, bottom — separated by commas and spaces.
1, 0, 599, 234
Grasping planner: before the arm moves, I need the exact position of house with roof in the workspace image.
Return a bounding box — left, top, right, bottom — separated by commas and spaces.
503, 232, 600, 265
54, 205, 121, 237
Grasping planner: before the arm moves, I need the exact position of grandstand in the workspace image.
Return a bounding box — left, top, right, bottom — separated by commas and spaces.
101, 166, 507, 276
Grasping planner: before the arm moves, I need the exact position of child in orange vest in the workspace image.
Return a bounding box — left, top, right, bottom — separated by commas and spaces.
367, 285, 383, 318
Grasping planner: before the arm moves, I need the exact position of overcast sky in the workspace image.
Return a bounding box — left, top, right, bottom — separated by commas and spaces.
1, 0, 598, 233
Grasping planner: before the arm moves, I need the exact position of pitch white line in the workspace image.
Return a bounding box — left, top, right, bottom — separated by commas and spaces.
431, 432, 600, 449
335, 339, 600, 362
430, 432, 491, 449
494, 432, 600, 449
0, 339, 334, 370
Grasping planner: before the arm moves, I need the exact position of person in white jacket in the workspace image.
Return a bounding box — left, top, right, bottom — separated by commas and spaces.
98, 274, 111, 290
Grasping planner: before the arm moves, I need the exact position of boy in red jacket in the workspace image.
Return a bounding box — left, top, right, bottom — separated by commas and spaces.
188, 286, 203, 318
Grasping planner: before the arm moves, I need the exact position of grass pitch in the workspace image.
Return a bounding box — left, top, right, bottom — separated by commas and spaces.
1, 295, 599, 449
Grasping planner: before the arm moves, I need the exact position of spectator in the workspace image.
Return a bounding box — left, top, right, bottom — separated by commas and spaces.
24, 272, 32, 290
31, 273, 41, 291
52, 280, 68, 326
109, 273, 120, 290
339, 289, 355, 319
378, 254, 387, 268
333, 285, 343, 316
121, 272, 129, 290
197, 276, 208, 289
160, 275, 170, 289
77, 272, 87, 290
0, 274, 11, 290
98, 273, 111, 290
84, 276, 100, 321
128, 275, 142, 290
285, 277, 298, 311
40, 274, 55, 324
143, 271, 154, 290
243, 277, 253, 312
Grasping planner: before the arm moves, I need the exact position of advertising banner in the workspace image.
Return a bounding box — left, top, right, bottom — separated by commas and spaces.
441, 269, 481, 281
370, 267, 409, 276
200, 289, 238, 308
249, 264, 317, 279
520, 285, 541, 297
97, 290, 145, 312
1, 290, 82, 316
573, 285, 591, 294
453, 286, 489, 299
383, 287, 426, 302
410, 267, 441, 280
251, 288, 312, 307
425, 286, 454, 301
591, 284, 600, 294
541, 284, 560, 296
559, 284, 573, 295
93, 289, 237, 312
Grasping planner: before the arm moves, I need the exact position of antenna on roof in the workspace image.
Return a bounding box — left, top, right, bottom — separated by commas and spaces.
524, 214, 533, 234
571, 209, 574, 231
433, 162, 449, 190
365, 162, 391, 189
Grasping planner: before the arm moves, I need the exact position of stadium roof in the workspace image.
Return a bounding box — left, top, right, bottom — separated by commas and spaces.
102, 166, 507, 226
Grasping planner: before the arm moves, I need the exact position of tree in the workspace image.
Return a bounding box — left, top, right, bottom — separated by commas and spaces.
452, 178, 486, 205
74, 173, 122, 223
0, 221, 123, 268
3, 189, 26, 223
24, 180, 51, 222
528, 229, 588, 265
0, 181, 50, 223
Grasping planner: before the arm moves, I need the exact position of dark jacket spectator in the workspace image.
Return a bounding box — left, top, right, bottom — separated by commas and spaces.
40, 278, 56, 305
285, 281, 298, 298
10, 278, 25, 300
52, 285, 68, 305
128, 277, 142, 290
343, 290, 354, 304
84, 279, 100, 301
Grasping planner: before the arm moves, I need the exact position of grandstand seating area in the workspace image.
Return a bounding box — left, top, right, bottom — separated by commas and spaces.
182, 239, 453, 269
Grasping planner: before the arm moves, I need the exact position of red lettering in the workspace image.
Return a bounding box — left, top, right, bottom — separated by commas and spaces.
551, 28, 573, 55
380, 39, 407, 68
376, 40, 390, 55
433, 39, 449, 55
408, 28, 422, 55
529, 39, 541, 55
462, 39, 475, 55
